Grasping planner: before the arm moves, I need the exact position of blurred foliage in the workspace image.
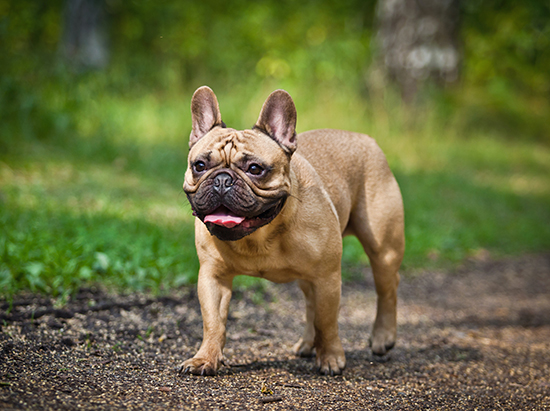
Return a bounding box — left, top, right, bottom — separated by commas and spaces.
102, 0, 376, 89
460, 0, 550, 140
0, 0, 376, 86
1, 0, 549, 296
1, 0, 549, 146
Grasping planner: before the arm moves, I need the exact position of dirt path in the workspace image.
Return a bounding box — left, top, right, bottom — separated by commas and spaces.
1, 254, 549, 410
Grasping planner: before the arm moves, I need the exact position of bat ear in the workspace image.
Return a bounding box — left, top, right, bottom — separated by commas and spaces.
255, 89, 297, 154
189, 86, 223, 147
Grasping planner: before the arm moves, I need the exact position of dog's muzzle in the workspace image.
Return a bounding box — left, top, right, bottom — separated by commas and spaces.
213, 172, 233, 196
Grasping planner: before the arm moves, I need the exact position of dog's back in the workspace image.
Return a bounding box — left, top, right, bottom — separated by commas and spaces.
296, 129, 402, 239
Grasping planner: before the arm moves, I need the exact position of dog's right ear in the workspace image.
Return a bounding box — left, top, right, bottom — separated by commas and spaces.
189, 86, 223, 147
255, 89, 297, 154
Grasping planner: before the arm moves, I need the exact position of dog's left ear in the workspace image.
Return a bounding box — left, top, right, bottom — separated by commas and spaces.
190, 86, 223, 147
255, 90, 297, 154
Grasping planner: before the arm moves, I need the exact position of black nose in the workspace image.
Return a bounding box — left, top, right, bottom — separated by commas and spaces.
213, 173, 233, 195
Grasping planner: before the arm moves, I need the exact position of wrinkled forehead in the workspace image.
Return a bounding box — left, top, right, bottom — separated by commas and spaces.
189, 128, 284, 163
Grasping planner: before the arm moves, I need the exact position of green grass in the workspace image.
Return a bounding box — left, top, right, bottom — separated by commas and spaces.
0, 156, 198, 298
1, 80, 550, 297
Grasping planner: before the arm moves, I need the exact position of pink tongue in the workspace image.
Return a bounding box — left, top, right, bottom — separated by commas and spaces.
204, 210, 245, 228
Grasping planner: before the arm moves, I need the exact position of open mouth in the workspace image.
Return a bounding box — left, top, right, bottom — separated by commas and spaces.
201, 198, 286, 232
204, 207, 245, 228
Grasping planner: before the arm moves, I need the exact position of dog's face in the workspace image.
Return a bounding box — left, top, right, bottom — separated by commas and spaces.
184, 87, 297, 241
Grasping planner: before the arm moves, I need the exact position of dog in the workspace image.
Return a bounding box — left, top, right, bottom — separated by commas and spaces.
180, 86, 404, 376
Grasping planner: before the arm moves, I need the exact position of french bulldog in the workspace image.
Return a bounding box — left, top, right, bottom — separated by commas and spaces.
180, 86, 404, 376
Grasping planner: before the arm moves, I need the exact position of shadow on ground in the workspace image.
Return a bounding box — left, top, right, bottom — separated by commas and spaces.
1, 254, 549, 410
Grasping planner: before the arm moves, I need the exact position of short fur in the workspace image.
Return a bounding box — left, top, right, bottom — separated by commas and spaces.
181, 86, 405, 376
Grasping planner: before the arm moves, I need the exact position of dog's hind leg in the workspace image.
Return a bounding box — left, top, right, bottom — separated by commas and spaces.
348, 172, 405, 356
367, 245, 403, 355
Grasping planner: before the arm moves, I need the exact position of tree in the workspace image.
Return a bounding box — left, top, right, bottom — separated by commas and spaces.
61, 0, 109, 70
376, 0, 461, 101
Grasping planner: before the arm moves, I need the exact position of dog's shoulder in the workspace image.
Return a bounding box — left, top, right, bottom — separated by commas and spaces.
297, 128, 391, 176
297, 129, 380, 162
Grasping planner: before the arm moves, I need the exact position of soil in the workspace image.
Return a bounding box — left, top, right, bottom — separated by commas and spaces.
1, 253, 549, 410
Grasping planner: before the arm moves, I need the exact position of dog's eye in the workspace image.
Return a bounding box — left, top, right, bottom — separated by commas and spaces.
247, 164, 264, 176
194, 161, 206, 173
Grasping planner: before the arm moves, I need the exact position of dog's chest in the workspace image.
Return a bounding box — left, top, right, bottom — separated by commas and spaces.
215, 228, 340, 283
220, 242, 302, 283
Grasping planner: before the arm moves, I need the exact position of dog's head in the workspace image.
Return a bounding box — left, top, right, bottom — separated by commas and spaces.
184, 86, 297, 241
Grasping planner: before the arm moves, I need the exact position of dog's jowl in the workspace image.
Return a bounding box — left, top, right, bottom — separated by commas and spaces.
180, 86, 404, 376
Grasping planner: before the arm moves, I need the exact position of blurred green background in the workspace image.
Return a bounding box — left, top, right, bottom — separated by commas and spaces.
1, 0, 549, 298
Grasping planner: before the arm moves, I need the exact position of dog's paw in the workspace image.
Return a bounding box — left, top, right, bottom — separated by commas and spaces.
315, 345, 346, 376
292, 338, 315, 357
369, 329, 396, 356
178, 357, 220, 376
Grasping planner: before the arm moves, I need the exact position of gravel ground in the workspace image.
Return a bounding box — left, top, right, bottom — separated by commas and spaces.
1, 253, 549, 410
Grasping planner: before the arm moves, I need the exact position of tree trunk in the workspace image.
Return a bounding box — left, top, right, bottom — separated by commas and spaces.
376, 0, 461, 101
61, 0, 109, 70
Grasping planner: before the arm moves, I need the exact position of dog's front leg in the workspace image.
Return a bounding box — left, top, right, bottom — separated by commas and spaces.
293, 280, 316, 357
180, 267, 233, 376
312, 272, 346, 375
